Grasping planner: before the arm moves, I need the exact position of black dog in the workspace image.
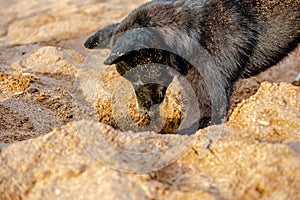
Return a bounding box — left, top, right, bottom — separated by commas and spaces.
85, 0, 299, 131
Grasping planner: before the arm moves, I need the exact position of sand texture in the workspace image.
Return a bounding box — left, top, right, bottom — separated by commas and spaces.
0, 0, 299, 199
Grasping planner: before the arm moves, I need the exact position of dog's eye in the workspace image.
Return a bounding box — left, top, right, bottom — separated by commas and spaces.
158, 91, 163, 99
93, 42, 99, 46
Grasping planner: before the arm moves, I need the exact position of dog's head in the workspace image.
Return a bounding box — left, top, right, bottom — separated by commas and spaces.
84, 2, 197, 113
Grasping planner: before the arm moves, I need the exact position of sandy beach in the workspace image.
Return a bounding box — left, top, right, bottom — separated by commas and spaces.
0, 0, 300, 199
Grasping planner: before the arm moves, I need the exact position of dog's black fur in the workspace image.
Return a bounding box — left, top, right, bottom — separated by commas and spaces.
85, 0, 299, 131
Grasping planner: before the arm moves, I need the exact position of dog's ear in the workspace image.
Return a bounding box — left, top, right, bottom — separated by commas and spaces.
84, 23, 119, 49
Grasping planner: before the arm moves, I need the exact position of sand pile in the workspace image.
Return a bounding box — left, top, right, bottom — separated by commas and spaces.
0, 0, 299, 199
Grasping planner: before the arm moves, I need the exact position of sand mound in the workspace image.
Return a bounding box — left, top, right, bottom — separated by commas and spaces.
0, 0, 299, 199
